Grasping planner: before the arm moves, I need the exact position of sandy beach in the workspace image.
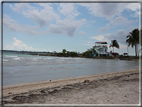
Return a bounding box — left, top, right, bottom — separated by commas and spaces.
3, 69, 140, 105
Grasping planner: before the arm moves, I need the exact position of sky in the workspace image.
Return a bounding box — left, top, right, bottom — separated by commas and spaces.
2, 0, 141, 55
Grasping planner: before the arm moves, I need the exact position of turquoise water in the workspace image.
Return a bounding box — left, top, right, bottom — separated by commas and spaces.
3, 52, 139, 86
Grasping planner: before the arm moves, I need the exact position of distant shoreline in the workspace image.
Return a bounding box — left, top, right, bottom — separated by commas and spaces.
3, 50, 140, 61
28, 54, 140, 61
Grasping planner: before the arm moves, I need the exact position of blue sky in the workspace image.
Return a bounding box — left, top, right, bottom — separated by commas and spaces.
2, 1, 141, 55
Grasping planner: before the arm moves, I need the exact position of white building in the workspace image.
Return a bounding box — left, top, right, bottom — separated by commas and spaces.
92, 42, 114, 57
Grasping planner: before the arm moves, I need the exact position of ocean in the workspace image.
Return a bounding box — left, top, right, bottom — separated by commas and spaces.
2, 51, 139, 87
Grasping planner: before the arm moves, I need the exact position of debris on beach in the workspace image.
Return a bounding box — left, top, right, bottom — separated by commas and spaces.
3, 69, 139, 104
106, 99, 109, 102
84, 80, 90, 83
40, 90, 46, 93
8, 92, 12, 94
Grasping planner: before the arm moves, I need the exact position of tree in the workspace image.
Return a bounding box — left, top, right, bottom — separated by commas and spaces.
82, 48, 93, 57
62, 49, 66, 54
140, 29, 142, 46
109, 40, 120, 52
126, 28, 139, 57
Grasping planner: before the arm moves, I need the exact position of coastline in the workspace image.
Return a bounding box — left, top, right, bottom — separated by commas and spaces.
3, 69, 140, 104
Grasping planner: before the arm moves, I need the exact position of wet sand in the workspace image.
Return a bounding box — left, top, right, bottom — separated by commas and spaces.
3, 69, 140, 105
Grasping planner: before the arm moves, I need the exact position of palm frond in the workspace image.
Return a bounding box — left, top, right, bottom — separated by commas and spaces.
109, 40, 119, 49
126, 28, 139, 48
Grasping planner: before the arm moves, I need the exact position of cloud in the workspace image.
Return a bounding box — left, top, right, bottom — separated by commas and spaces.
126, 3, 140, 12
99, 27, 109, 32
48, 19, 86, 37
99, 16, 135, 32
83, 41, 94, 46
79, 3, 140, 20
4, 44, 15, 50
59, 3, 75, 16
79, 31, 87, 36
4, 37, 49, 52
79, 3, 139, 32
4, 4, 85, 37
79, 3, 126, 20
58, 3, 79, 19
9, 3, 59, 27
3, 14, 45, 35
90, 35, 109, 42
90, 29, 129, 45
9, 3, 27, 12
107, 16, 135, 26
23, 3, 59, 27
13, 37, 33, 50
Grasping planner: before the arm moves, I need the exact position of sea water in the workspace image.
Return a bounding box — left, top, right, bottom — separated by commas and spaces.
2, 51, 139, 86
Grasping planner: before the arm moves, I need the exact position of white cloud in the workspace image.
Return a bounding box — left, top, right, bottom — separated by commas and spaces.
23, 3, 59, 27
13, 37, 32, 50
99, 27, 109, 32
79, 31, 87, 36
126, 3, 140, 12
79, 3, 140, 20
90, 35, 109, 42
48, 19, 86, 37
4, 37, 49, 52
3, 14, 45, 35
59, 3, 75, 16
79, 3, 139, 32
79, 3, 126, 20
83, 41, 94, 46
9, 3, 59, 27
58, 3, 79, 19
4, 44, 15, 50
9, 3, 27, 12
90, 29, 129, 44
99, 16, 135, 32
107, 16, 135, 26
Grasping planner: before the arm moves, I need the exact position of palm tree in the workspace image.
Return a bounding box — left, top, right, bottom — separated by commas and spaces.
126, 28, 139, 57
62, 49, 66, 54
109, 40, 120, 52
138, 29, 142, 55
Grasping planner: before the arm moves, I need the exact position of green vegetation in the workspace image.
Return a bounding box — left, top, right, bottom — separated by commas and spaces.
62, 49, 66, 54
119, 54, 139, 60
138, 29, 142, 55
126, 28, 139, 57
109, 40, 119, 52
57, 49, 78, 57
119, 54, 130, 59
82, 49, 92, 57
28, 28, 141, 59
66, 51, 78, 57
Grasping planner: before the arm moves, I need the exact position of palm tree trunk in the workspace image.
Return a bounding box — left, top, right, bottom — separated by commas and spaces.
139, 48, 142, 55
135, 44, 137, 57
127, 46, 129, 55
113, 47, 114, 52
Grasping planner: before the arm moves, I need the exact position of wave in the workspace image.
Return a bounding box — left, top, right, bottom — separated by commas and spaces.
5, 55, 18, 58
3, 55, 84, 67
3, 59, 9, 62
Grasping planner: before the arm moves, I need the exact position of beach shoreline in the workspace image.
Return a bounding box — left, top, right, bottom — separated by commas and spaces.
3, 69, 140, 104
